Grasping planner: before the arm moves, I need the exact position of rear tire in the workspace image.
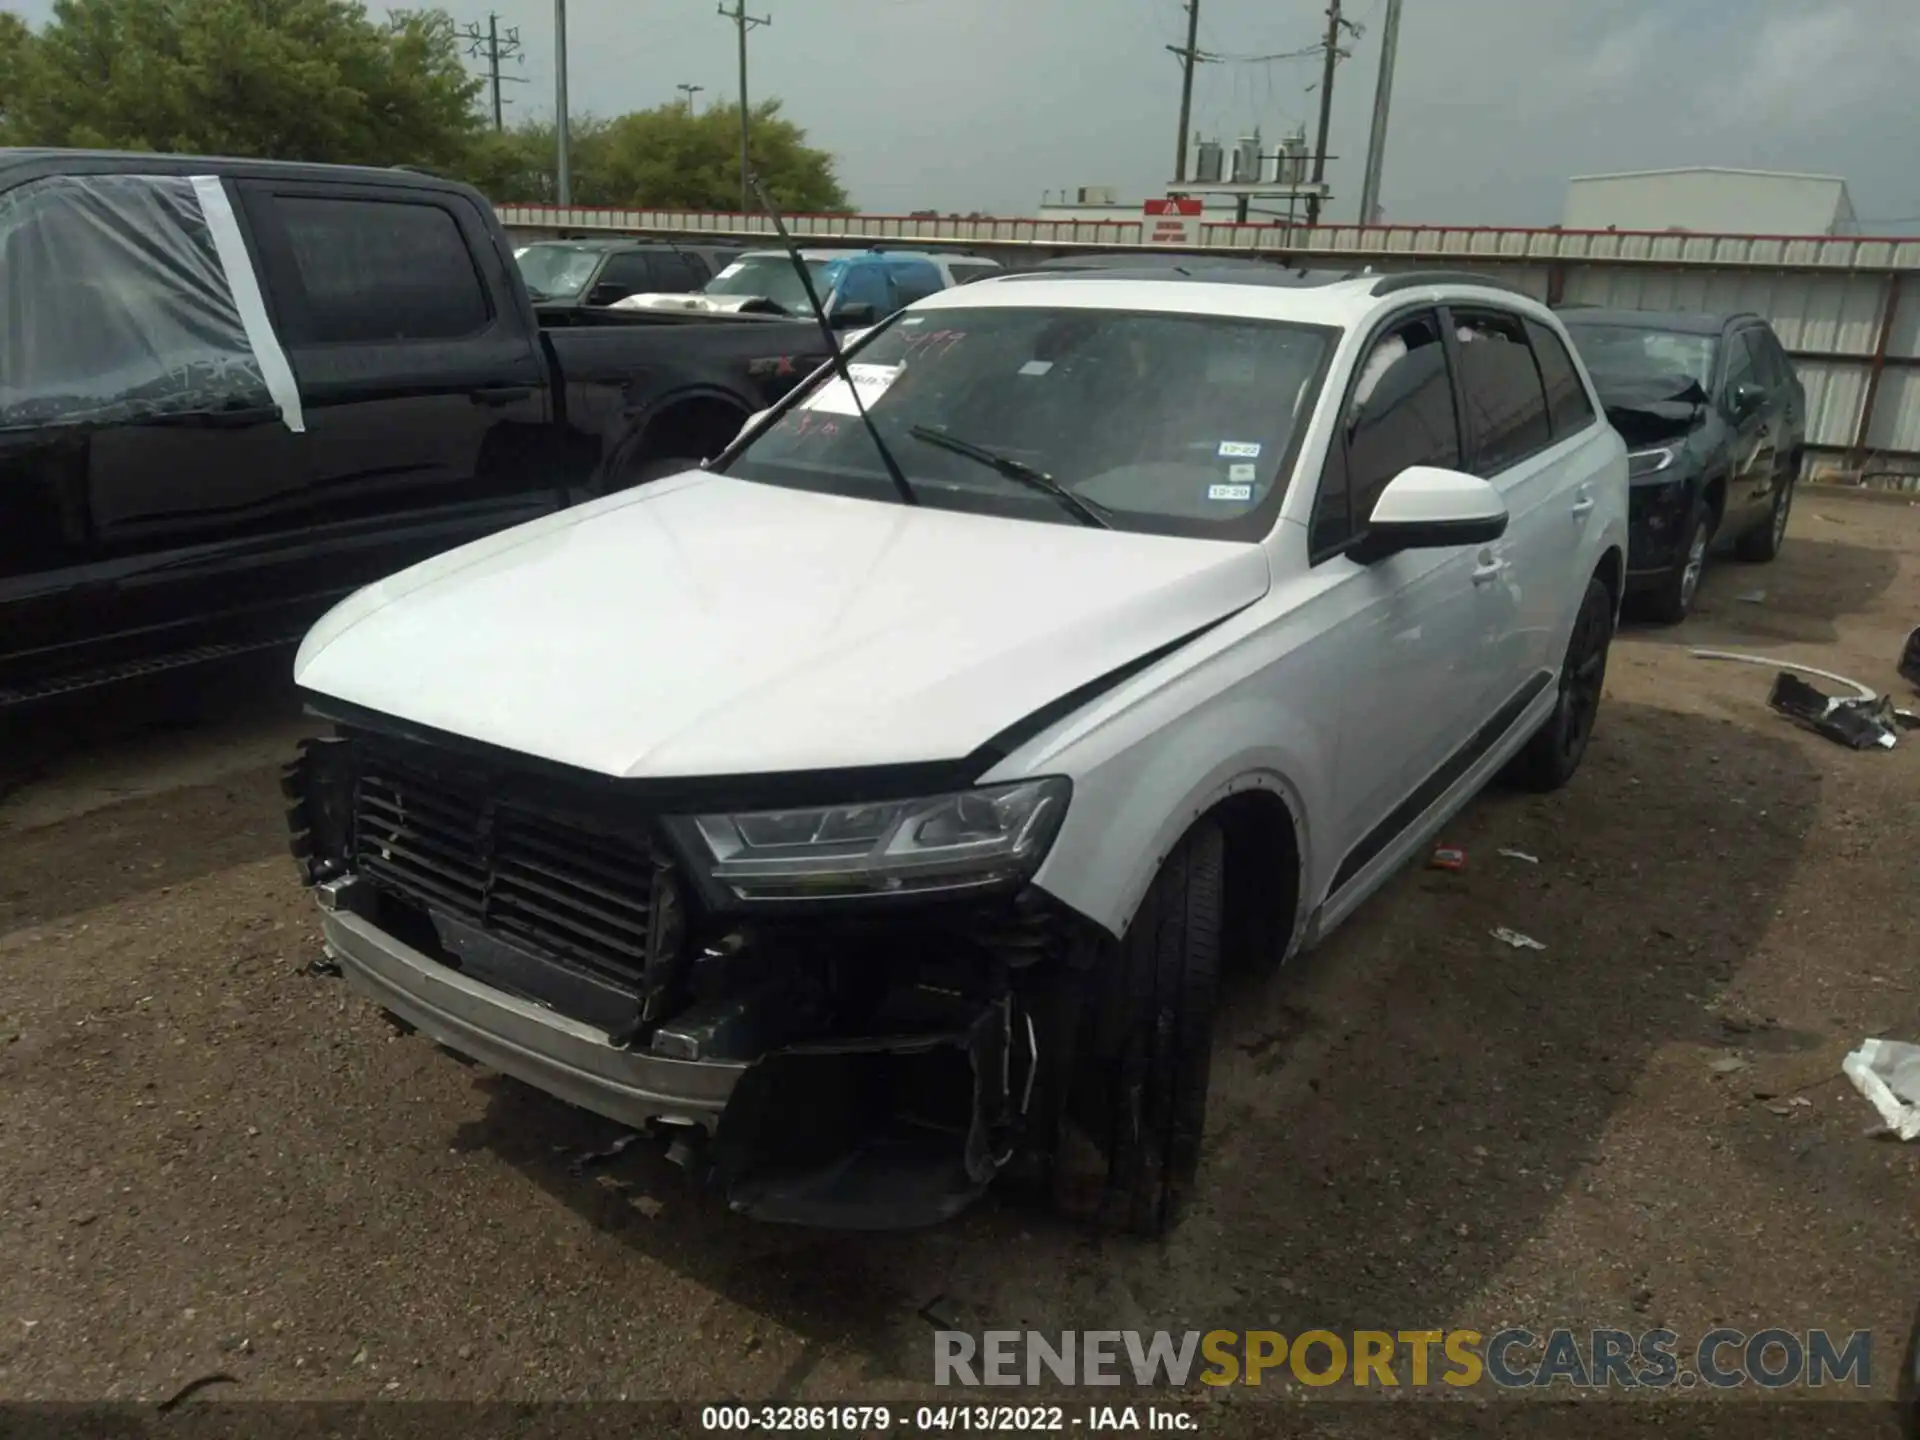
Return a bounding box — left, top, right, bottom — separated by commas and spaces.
1506, 574, 1614, 794
1051, 820, 1223, 1238
1735, 471, 1794, 562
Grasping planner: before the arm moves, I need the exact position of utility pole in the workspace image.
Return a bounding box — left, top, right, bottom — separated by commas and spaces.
1306, 0, 1356, 228
457, 13, 527, 132
1169, 0, 1202, 185
553, 0, 571, 205
718, 1, 770, 213
677, 83, 706, 114
1357, 0, 1402, 225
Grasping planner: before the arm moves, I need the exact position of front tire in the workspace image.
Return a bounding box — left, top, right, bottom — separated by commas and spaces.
1051, 820, 1223, 1237
1506, 574, 1614, 793
1735, 470, 1795, 562
1643, 495, 1710, 625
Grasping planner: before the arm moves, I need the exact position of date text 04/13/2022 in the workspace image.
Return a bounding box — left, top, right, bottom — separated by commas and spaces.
699, 1403, 1198, 1431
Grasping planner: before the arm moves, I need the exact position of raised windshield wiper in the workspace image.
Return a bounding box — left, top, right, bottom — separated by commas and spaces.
906, 426, 1113, 530
747, 175, 917, 508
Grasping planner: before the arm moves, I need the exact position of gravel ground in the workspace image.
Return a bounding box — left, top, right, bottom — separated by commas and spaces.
2, 492, 1917, 1414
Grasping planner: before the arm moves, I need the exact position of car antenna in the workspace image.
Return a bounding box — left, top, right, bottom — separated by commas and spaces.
747, 173, 918, 508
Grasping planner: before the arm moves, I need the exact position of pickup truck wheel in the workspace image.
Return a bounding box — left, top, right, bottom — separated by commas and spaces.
1735, 472, 1794, 562
1504, 574, 1613, 793
1641, 495, 1711, 626
1052, 820, 1223, 1238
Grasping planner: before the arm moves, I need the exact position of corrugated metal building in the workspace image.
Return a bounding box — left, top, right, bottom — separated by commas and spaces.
1564, 168, 1859, 237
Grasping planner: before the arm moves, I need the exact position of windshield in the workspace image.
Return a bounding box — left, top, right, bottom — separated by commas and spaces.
720, 305, 1336, 539
704, 256, 840, 313
1565, 323, 1716, 395
514, 244, 605, 300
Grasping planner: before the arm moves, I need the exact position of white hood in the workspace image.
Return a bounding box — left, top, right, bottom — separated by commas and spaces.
294, 474, 1269, 780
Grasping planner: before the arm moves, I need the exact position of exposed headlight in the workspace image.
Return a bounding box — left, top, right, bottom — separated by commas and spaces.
677, 777, 1071, 902
1627, 444, 1681, 479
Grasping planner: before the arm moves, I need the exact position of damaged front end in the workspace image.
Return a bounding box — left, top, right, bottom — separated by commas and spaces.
282, 721, 1086, 1229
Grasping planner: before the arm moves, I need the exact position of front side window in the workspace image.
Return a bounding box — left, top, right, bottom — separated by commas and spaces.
1313, 311, 1462, 554
1722, 330, 1762, 395
277, 196, 489, 343
721, 305, 1336, 540
1449, 309, 1552, 476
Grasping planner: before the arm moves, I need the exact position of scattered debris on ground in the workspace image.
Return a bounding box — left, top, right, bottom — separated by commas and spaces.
1428, 845, 1467, 872
1691, 649, 1902, 749
1768, 672, 1901, 750
1497, 848, 1540, 865
1843, 1039, 1920, 1141
1490, 927, 1546, 951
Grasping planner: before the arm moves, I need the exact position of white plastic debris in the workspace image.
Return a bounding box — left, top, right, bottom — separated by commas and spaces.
1490, 927, 1546, 951
1497, 848, 1540, 864
1841, 1039, 1920, 1141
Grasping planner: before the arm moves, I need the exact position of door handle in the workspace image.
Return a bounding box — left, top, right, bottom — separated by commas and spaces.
1571, 490, 1595, 519
1471, 556, 1507, 586
470, 385, 533, 407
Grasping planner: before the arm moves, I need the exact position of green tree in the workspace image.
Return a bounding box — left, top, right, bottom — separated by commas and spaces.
471, 100, 850, 212
0, 11, 31, 140
5, 0, 484, 168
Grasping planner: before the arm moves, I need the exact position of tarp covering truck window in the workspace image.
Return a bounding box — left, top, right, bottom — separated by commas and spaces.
0, 173, 304, 434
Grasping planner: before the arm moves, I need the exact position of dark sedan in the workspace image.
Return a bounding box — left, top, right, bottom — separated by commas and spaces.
1560, 307, 1806, 623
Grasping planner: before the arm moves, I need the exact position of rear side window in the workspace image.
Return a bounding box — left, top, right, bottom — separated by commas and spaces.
651, 253, 703, 291
1524, 318, 1597, 437
1313, 310, 1462, 555
276, 196, 489, 343
1449, 309, 1552, 474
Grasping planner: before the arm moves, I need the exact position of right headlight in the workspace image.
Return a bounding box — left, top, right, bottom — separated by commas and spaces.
672, 777, 1071, 902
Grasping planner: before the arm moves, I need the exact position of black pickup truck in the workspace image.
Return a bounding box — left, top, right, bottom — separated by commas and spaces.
0, 149, 832, 710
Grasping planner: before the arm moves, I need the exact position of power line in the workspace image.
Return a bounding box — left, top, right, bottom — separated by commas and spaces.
718, 0, 770, 213
456, 13, 527, 132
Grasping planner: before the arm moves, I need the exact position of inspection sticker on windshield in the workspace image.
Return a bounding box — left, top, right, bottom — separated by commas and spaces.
803, 363, 902, 416
1228, 462, 1257, 482
1218, 441, 1262, 458
1208, 483, 1254, 502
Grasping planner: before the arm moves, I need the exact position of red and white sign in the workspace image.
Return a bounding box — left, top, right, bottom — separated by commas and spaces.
1144, 196, 1203, 247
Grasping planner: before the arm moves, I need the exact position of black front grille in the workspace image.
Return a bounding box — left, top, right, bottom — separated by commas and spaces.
351, 744, 657, 986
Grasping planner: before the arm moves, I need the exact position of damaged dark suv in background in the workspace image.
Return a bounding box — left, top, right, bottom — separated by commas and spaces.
1560, 308, 1805, 623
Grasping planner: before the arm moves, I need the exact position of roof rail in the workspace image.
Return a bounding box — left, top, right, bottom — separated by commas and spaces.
1369, 269, 1534, 299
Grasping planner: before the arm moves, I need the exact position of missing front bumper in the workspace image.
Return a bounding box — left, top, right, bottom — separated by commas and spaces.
318, 879, 1040, 1229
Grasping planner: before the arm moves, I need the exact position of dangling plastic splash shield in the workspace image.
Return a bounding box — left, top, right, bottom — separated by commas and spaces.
0, 172, 304, 434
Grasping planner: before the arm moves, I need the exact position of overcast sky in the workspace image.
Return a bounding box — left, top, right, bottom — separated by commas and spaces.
10, 0, 1920, 228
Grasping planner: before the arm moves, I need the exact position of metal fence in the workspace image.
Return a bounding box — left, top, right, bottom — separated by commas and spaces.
497, 204, 1920, 485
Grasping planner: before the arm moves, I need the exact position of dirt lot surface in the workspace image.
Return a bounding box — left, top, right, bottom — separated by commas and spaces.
2, 493, 1918, 1416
